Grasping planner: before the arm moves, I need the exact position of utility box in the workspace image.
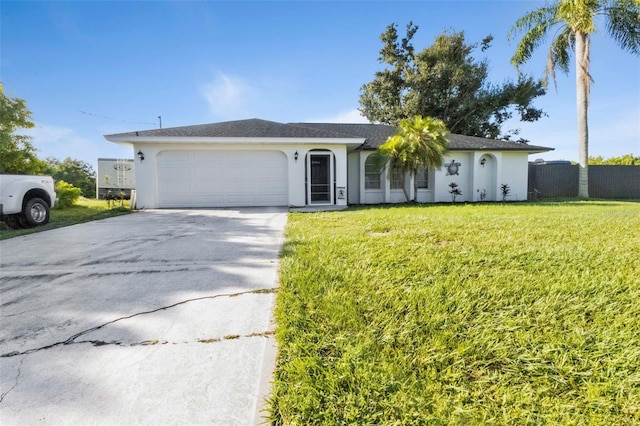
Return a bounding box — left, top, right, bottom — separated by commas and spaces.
96, 158, 135, 199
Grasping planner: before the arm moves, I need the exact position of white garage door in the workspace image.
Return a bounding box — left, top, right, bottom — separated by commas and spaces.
157, 150, 288, 207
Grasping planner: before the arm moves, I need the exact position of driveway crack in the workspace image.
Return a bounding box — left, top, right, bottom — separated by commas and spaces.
198, 330, 275, 343
0, 287, 277, 358
0, 357, 24, 404
69, 330, 276, 348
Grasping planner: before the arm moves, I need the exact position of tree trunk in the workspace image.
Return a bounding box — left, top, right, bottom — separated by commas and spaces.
575, 31, 590, 199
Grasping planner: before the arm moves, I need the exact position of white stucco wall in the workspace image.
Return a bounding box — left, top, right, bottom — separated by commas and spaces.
471, 153, 500, 201
128, 142, 532, 209
300, 145, 349, 207
434, 153, 473, 202
358, 151, 436, 204
499, 152, 529, 201
131, 144, 155, 209
355, 150, 531, 204
130, 142, 350, 209
359, 151, 384, 204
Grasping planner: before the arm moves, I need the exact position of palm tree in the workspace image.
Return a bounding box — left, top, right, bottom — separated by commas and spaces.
509, 0, 640, 198
377, 115, 449, 202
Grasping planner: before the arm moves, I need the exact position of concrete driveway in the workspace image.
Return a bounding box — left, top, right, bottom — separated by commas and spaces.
0, 208, 287, 425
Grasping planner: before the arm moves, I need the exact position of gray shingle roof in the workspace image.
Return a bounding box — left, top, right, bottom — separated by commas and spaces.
292, 122, 552, 152
288, 123, 397, 148
106, 118, 358, 139
446, 133, 552, 152
105, 118, 553, 153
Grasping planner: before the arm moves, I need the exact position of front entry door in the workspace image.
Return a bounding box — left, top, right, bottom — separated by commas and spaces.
308, 153, 333, 204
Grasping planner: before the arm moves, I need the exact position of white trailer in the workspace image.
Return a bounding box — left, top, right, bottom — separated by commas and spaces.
96, 158, 135, 199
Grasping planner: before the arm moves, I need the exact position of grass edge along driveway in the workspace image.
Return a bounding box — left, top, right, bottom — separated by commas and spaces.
270, 201, 640, 425
0, 197, 130, 240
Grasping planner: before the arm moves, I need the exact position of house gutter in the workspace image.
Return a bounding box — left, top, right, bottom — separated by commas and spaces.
104, 135, 365, 149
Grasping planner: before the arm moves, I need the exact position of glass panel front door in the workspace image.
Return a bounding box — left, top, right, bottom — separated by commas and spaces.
309, 153, 332, 204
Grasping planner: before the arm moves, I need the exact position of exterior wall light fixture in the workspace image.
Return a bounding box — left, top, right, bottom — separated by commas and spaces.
294, 151, 299, 161
138, 150, 145, 161
480, 158, 486, 167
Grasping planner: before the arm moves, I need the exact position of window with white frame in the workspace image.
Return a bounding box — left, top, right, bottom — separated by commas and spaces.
415, 167, 429, 189
364, 155, 381, 189
390, 161, 404, 189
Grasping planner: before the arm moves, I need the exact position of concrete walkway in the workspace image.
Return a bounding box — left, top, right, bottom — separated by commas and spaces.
0, 208, 287, 425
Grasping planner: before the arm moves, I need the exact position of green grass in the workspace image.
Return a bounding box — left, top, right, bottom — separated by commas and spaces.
0, 197, 131, 240
270, 201, 640, 425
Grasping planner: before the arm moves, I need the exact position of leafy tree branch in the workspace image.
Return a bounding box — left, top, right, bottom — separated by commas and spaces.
359, 25, 546, 142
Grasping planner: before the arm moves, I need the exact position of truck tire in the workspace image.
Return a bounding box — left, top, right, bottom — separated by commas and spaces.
4, 215, 27, 230
23, 197, 50, 227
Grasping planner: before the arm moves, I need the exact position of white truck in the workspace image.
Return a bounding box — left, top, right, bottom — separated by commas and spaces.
0, 174, 57, 229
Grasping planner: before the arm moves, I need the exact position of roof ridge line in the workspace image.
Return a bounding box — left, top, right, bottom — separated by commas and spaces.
286, 122, 367, 139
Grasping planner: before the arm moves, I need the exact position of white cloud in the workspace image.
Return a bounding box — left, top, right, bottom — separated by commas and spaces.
202, 72, 252, 119
308, 108, 370, 123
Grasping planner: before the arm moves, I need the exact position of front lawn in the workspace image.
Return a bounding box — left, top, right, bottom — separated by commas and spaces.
270, 201, 640, 424
0, 197, 131, 240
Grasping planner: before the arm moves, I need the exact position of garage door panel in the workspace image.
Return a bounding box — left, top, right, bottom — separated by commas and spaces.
159, 166, 191, 178
193, 194, 226, 205
160, 195, 193, 207
157, 150, 288, 208
225, 194, 258, 205
164, 151, 192, 164
191, 172, 225, 183
256, 194, 288, 204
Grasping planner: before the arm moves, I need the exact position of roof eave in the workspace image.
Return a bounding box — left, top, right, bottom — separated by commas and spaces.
104, 135, 365, 147
448, 147, 555, 153
358, 146, 555, 153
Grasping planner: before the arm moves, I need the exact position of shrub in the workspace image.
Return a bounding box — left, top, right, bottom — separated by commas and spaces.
448, 182, 462, 202
55, 180, 82, 209
501, 183, 511, 201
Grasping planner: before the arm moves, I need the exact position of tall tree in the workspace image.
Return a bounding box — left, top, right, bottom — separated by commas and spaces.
45, 157, 97, 198
0, 83, 45, 174
509, 0, 640, 198
376, 116, 449, 202
359, 24, 546, 141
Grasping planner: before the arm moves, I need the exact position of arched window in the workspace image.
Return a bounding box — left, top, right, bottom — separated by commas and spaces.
364, 155, 381, 189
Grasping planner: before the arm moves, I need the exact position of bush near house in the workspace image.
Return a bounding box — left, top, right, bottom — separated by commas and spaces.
55, 180, 82, 208
270, 201, 640, 424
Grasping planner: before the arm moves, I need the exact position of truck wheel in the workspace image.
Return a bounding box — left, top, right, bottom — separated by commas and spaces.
4, 215, 26, 230
23, 197, 50, 227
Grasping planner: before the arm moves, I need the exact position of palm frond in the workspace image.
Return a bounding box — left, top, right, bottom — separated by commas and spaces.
509, 5, 558, 40
378, 116, 449, 173
546, 26, 574, 89
606, 0, 640, 55
509, 5, 561, 71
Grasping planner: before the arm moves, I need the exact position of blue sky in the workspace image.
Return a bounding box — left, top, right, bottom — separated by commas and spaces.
2, 0, 639, 169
